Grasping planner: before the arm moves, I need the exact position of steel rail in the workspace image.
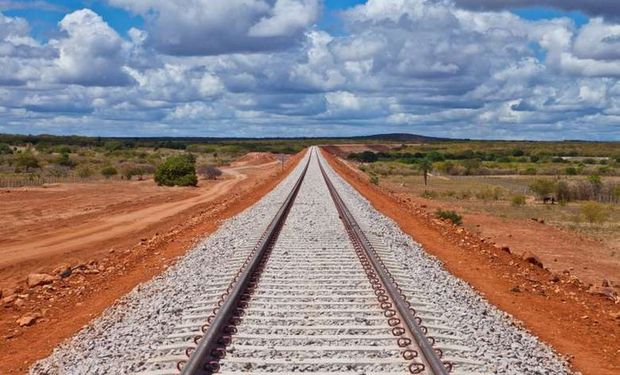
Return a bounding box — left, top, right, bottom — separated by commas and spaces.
317, 149, 451, 375
180, 153, 311, 375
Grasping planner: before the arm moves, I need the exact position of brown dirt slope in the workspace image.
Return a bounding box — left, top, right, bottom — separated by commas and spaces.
0, 152, 303, 374
230, 152, 278, 167
322, 148, 620, 375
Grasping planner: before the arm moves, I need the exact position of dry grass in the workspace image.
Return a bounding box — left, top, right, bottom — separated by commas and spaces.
383, 173, 620, 247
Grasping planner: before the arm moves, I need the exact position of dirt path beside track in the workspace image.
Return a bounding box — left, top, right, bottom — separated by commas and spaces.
0, 154, 300, 374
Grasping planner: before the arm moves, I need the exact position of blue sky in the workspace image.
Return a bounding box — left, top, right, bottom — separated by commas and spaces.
0, 0, 619, 140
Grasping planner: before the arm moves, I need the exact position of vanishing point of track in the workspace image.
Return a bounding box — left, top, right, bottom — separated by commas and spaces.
141, 148, 460, 375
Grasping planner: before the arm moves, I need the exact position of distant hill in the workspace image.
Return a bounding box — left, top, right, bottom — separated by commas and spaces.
349, 133, 449, 142
0, 132, 449, 145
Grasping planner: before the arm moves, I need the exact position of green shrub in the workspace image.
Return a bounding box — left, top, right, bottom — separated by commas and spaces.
369, 174, 379, 185
511, 194, 526, 206
55, 152, 76, 167
15, 151, 40, 172
101, 166, 118, 179
435, 209, 462, 225
154, 154, 197, 186
580, 201, 608, 224
529, 178, 556, 199
0, 143, 12, 154
564, 166, 578, 175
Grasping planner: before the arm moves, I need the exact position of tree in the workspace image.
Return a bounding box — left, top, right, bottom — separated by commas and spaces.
15, 151, 39, 172
354, 151, 378, 163
418, 158, 433, 185
101, 166, 118, 179
529, 178, 556, 199
198, 165, 223, 180
461, 159, 481, 175
0, 143, 12, 155
55, 152, 76, 167
154, 154, 197, 186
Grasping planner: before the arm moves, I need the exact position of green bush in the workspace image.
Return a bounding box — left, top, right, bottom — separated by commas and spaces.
435, 209, 462, 225
154, 154, 197, 186
529, 178, 556, 199
369, 174, 379, 185
101, 166, 118, 179
564, 166, 578, 175
55, 152, 76, 167
15, 151, 40, 172
0, 142, 12, 154
511, 194, 526, 206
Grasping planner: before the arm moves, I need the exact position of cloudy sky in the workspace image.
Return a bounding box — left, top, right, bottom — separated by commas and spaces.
0, 0, 619, 140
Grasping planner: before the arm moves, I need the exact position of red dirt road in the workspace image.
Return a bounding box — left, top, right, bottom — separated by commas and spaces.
0, 154, 300, 374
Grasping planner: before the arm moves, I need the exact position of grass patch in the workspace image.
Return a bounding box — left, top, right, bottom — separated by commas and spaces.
436, 209, 463, 225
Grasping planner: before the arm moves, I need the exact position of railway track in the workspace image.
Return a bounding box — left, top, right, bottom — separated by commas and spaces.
139, 147, 483, 375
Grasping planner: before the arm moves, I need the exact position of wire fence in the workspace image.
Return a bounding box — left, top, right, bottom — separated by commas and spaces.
0, 174, 100, 188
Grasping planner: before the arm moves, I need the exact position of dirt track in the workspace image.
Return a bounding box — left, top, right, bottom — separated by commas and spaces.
0, 162, 278, 289
0, 155, 298, 374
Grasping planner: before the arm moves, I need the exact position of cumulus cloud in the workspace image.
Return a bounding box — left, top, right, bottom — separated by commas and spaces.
108, 0, 320, 55
50, 9, 134, 86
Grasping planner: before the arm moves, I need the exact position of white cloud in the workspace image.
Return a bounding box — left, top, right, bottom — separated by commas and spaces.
108, 0, 319, 55
50, 9, 134, 86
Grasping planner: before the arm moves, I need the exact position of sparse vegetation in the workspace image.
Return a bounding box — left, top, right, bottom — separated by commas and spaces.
580, 201, 609, 224
435, 209, 462, 225
369, 174, 379, 185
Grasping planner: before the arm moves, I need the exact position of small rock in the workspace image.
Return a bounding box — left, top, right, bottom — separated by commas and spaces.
510, 286, 522, 293
551, 274, 561, 283
2, 294, 17, 306
54, 264, 72, 278
602, 279, 610, 287
16, 313, 41, 327
14, 298, 25, 308
501, 245, 511, 254
26, 273, 55, 288
523, 253, 543, 268
610, 311, 620, 320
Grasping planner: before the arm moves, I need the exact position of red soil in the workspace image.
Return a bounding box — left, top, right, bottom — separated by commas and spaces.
0, 152, 303, 374
322, 148, 620, 375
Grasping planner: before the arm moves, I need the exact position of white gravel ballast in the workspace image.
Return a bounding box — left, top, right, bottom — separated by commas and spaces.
30, 149, 573, 375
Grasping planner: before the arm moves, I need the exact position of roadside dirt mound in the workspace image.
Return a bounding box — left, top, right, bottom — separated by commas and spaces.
231, 152, 278, 167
